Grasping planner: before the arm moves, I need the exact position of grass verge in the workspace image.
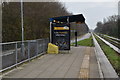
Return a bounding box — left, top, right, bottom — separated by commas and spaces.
71, 36, 94, 47
94, 34, 120, 76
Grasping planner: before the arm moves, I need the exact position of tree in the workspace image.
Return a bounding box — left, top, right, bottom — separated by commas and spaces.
2, 2, 71, 42
94, 15, 119, 38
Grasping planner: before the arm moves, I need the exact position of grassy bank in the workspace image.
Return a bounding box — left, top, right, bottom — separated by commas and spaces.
71, 36, 94, 47
94, 34, 120, 76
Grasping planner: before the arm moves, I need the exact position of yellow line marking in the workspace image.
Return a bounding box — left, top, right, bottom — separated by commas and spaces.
79, 55, 90, 78
79, 55, 89, 78
80, 69, 89, 78
81, 55, 89, 69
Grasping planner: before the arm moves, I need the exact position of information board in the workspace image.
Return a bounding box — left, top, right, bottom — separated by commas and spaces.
51, 23, 70, 50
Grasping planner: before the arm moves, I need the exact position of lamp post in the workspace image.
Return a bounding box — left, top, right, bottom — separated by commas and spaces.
21, 0, 24, 56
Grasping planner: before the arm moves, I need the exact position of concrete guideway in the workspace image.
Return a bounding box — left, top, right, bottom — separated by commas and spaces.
3, 46, 99, 78
101, 34, 120, 44
104, 35, 120, 41
106, 37, 120, 44
92, 33, 119, 78
95, 34, 120, 54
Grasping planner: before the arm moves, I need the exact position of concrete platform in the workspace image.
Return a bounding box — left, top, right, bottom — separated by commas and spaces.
92, 34, 119, 78
2, 46, 100, 78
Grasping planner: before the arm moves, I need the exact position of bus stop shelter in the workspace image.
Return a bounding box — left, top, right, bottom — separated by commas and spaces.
49, 14, 85, 50
50, 14, 85, 23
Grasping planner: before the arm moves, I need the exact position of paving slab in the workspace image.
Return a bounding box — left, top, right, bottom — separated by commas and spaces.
2, 46, 100, 78
89, 47, 99, 78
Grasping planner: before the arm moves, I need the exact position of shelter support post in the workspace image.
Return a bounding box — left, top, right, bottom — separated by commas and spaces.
75, 31, 77, 47
50, 21, 52, 43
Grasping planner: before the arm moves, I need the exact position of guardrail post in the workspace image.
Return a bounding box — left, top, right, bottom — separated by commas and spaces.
15, 42, 18, 67
36, 40, 38, 57
21, 43, 25, 57
43, 39, 44, 52
28, 41, 30, 61
45, 39, 47, 51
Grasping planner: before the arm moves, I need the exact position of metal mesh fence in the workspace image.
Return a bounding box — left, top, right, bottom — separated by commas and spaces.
2, 43, 16, 69
0, 38, 49, 72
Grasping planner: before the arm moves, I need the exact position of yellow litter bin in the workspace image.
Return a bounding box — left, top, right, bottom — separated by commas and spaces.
47, 43, 59, 54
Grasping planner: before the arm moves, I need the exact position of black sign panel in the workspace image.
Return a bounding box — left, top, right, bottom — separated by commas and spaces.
51, 23, 70, 50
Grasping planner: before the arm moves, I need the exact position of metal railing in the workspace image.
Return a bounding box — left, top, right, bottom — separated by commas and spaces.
0, 38, 49, 72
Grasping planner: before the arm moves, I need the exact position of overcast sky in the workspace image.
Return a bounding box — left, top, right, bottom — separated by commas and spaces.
1, 0, 119, 29
60, 0, 119, 29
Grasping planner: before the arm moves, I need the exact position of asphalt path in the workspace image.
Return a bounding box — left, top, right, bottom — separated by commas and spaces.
71, 33, 91, 43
